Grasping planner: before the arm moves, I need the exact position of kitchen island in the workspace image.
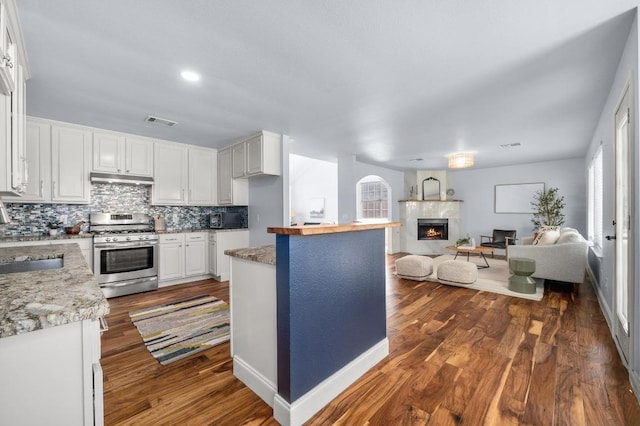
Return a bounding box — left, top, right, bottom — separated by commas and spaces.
0, 243, 109, 426
227, 222, 400, 426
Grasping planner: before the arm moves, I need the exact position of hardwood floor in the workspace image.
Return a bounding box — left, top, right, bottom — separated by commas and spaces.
101, 254, 640, 425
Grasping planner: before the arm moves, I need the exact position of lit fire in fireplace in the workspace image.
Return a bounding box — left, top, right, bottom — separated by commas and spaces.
425, 227, 444, 240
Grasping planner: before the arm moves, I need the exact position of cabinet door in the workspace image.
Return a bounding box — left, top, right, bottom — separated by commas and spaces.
152, 143, 187, 205
93, 132, 125, 173
232, 142, 246, 178
159, 241, 185, 280
0, 3, 16, 95
51, 125, 91, 203
125, 138, 153, 176
215, 230, 250, 281
245, 135, 262, 176
217, 147, 233, 205
185, 239, 207, 276
3, 120, 51, 203
188, 147, 216, 205
209, 240, 217, 276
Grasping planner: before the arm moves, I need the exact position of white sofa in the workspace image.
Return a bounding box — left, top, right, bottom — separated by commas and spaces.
507, 227, 589, 284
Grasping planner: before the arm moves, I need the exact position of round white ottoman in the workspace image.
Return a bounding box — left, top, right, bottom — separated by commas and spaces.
437, 260, 478, 285
395, 255, 433, 281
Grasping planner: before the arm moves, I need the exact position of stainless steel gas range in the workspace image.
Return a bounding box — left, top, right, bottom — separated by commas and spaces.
90, 213, 158, 298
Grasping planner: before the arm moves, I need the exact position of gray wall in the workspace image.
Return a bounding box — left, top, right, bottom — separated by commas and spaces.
584, 14, 639, 393
448, 157, 587, 244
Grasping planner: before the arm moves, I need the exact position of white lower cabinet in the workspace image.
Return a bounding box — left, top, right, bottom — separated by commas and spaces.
210, 230, 250, 282
159, 232, 208, 284
0, 318, 104, 426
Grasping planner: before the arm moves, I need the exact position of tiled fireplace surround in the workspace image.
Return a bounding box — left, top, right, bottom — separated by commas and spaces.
0, 183, 248, 237
399, 200, 461, 254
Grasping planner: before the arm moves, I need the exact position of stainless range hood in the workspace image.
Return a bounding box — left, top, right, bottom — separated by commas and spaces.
90, 172, 154, 186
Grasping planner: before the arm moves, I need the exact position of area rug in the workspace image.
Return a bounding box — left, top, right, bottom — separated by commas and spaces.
422, 254, 544, 301
129, 294, 230, 365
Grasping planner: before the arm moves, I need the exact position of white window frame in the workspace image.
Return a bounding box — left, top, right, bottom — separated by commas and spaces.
356, 176, 391, 222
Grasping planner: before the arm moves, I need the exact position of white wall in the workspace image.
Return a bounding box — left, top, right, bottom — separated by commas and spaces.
584, 14, 639, 395
289, 154, 338, 224
448, 157, 587, 245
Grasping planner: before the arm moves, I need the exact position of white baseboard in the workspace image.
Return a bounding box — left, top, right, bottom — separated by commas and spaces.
233, 356, 276, 408
273, 338, 389, 426
157, 274, 213, 288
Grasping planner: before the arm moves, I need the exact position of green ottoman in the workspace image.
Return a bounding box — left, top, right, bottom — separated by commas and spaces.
508, 257, 536, 294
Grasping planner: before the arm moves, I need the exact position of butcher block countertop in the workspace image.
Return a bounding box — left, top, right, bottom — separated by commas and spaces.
267, 221, 401, 236
0, 243, 109, 338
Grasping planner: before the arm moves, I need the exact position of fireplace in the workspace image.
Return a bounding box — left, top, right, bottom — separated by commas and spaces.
417, 218, 449, 240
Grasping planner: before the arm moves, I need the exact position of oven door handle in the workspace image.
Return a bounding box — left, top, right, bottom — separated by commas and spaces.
94, 241, 158, 249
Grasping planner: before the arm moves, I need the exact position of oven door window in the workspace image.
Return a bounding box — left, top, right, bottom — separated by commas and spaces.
100, 246, 154, 274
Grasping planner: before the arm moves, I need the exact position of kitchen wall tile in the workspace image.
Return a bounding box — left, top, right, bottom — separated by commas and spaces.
0, 184, 248, 236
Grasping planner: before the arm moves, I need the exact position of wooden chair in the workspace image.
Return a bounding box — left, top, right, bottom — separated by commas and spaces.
480, 229, 517, 257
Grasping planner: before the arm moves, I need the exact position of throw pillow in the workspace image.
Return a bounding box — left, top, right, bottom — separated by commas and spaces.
533, 228, 560, 245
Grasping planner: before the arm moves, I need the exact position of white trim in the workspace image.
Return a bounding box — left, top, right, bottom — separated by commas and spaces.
233, 355, 277, 408
273, 338, 389, 426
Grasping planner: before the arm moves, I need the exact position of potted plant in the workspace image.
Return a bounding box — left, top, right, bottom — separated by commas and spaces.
456, 234, 475, 249
47, 221, 62, 236
531, 187, 566, 228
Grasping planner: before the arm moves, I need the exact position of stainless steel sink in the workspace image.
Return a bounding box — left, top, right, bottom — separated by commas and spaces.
0, 257, 64, 274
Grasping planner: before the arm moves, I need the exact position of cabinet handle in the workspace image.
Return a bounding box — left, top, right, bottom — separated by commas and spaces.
117, 168, 121, 173
189, 189, 192, 200
99, 316, 109, 332
39, 180, 43, 197
126, 169, 130, 173
179, 245, 182, 247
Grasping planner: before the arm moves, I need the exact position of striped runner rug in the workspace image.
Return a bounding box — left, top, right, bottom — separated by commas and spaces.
129, 294, 230, 365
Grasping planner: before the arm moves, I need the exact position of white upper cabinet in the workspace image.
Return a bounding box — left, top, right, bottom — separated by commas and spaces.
232, 142, 246, 179
188, 146, 216, 205
0, 2, 16, 95
246, 131, 281, 176
51, 124, 91, 203
125, 137, 153, 176
217, 146, 248, 205
227, 131, 281, 179
93, 133, 153, 177
152, 142, 188, 205
3, 119, 51, 203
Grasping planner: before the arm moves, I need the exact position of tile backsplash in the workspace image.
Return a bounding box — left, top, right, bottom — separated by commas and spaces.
0, 183, 248, 236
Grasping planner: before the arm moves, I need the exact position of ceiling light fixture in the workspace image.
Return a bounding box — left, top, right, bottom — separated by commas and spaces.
180, 70, 200, 82
448, 152, 474, 169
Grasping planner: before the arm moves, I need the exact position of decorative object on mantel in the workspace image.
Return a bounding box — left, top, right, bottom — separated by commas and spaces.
422, 177, 441, 200
448, 152, 474, 169
446, 188, 455, 200
531, 187, 566, 228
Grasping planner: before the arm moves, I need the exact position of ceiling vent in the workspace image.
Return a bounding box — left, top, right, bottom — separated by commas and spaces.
499, 142, 521, 148
144, 115, 178, 127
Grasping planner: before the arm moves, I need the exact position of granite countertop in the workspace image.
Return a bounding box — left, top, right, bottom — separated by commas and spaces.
0, 233, 94, 244
0, 243, 110, 338
225, 245, 275, 265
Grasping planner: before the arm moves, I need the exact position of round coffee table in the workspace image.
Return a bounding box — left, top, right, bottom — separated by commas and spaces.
445, 245, 494, 269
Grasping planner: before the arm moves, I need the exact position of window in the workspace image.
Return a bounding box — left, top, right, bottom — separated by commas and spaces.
357, 176, 390, 220
588, 145, 603, 252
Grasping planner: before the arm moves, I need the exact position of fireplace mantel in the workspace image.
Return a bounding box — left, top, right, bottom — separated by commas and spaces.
399, 201, 461, 254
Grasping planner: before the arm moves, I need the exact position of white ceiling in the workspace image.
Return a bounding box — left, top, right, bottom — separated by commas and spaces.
16, 0, 639, 170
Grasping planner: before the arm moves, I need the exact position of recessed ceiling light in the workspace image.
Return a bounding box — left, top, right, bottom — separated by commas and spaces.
180, 70, 200, 82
